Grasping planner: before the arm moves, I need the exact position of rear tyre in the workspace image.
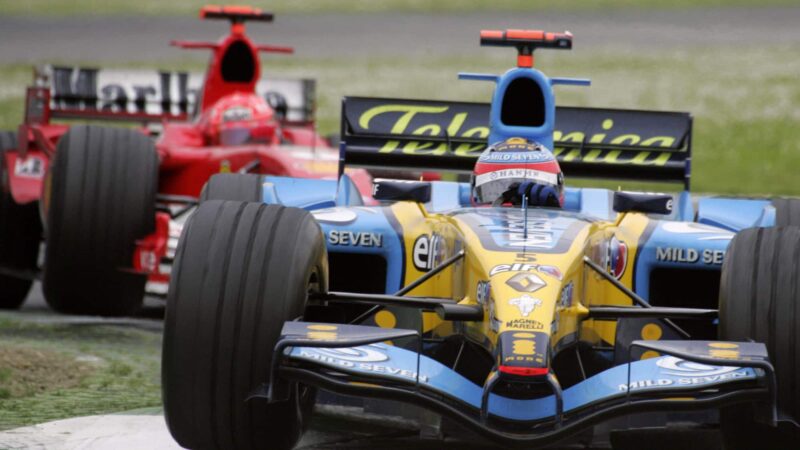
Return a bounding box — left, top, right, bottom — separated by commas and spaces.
163, 200, 325, 450
0, 131, 41, 309
718, 227, 800, 450
772, 198, 800, 226
199, 173, 265, 203
42, 125, 158, 316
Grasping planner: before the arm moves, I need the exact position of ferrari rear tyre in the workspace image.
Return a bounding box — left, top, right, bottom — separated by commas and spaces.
718, 226, 800, 450
772, 198, 800, 226
42, 125, 158, 316
0, 131, 41, 309
199, 173, 265, 203
163, 200, 325, 450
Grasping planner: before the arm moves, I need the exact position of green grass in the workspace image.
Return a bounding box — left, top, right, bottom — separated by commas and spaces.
1, 45, 798, 195
0, 314, 162, 430
0, 0, 796, 17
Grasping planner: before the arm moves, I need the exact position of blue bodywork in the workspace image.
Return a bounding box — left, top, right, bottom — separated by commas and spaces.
262, 174, 776, 304
289, 342, 757, 422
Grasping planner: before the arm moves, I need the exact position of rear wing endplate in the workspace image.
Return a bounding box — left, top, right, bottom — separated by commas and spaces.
27, 65, 316, 124
340, 97, 693, 189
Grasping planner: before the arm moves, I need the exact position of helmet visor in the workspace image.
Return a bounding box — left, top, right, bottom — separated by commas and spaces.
474, 169, 560, 205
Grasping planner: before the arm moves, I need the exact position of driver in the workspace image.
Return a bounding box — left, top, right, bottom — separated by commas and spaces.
472, 137, 564, 207
199, 93, 277, 146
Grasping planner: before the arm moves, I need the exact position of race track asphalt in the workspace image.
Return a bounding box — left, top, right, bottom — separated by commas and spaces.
1, 7, 799, 64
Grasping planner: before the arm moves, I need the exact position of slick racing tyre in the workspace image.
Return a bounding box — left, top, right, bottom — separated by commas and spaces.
718, 227, 800, 450
772, 198, 800, 226
0, 131, 41, 309
42, 125, 158, 316
163, 200, 325, 450
199, 173, 265, 203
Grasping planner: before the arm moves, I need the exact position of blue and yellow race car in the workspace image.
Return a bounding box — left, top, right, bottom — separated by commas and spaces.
161, 29, 799, 449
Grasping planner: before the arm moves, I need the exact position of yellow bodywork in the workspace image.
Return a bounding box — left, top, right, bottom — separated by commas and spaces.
382, 200, 654, 362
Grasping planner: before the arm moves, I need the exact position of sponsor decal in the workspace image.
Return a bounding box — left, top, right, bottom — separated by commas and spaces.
475, 168, 559, 188
512, 339, 536, 356
219, 159, 231, 173
500, 331, 547, 366
327, 230, 383, 247
707, 342, 741, 359
505, 272, 546, 293
489, 263, 563, 280
509, 295, 542, 317
13, 156, 45, 178
222, 106, 252, 122
304, 324, 339, 341
350, 100, 687, 161
618, 356, 746, 392
481, 215, 555, 248
558, 281, 574, 308
505, 319, 544, 330
656, 247, 725, 265
476, 281, 491, 306
299, 345, 429, 383
656, 356, 739, 377
313, 345, 389, 363
592, 236, 627, 279
45, 66, 314, 121
412, 233, 445, 272
478, 150, 554, 164
537, 265, 564, 280
461, 209, 589, 253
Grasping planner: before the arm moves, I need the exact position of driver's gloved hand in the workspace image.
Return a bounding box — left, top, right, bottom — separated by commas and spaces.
517, 181, 560, 207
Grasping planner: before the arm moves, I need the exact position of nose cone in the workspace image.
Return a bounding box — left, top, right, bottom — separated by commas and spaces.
489, 266, 564, 379
497, 330, 550, 378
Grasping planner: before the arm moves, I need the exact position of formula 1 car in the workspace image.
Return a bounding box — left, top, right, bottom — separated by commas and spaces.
162, 30, 800, 449
0, 5, 371, 315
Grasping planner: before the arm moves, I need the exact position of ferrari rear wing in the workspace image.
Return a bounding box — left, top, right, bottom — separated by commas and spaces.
25, 65, 316, 124
339, 97, 693, 189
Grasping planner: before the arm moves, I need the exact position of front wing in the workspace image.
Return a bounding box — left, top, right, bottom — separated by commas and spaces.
259, 322, 774, 447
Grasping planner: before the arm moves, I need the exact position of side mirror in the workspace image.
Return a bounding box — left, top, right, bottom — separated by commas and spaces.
372, 179, 431, 203
613, 191, 673, 215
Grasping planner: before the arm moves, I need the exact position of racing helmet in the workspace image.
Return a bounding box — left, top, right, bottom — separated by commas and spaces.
472, 137, 564, 207
200, 92, 276, 146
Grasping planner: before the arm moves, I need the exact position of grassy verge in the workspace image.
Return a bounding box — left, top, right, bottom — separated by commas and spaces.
1, 0, 797, 17
0, 314, 161, 430
1, 45, 798, 195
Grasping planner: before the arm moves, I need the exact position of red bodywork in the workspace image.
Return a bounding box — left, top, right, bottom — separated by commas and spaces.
6, 5, 372, 289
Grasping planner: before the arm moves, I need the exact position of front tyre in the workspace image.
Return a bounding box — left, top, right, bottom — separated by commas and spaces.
162, 200, 325, 450
718, 227, 800, 449
42, 125, 158, 316
199, 173, 265, 203
771, 198, 800, 226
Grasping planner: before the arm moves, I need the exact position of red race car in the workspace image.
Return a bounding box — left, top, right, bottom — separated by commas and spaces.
0, 5, 371, 316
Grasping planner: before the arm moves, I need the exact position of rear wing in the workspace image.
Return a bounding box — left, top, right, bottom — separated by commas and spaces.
340, 97, 693, 189
25, 65, 316, 124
